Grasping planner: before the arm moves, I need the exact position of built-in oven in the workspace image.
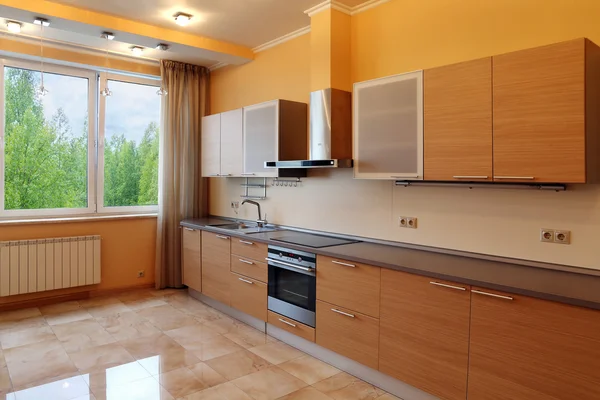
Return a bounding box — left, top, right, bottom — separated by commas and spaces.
267, 245, 316, 327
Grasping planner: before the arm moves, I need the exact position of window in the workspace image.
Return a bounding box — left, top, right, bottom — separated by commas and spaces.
0, 59, 161, 218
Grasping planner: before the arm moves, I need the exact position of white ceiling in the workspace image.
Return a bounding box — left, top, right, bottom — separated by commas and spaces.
52, 0, 358, 48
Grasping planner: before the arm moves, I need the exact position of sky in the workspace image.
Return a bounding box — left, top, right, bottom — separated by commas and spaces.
40, 72, 161, 144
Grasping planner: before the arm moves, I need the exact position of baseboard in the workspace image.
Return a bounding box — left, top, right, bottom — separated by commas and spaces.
191, 292, 438, 400
88, 283, 155, 298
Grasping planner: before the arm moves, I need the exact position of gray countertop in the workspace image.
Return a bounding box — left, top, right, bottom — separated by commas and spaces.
181, 217, 600, 310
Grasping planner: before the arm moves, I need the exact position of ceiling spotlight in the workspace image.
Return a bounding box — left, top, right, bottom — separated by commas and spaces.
131, 46, 144, 56
174, 12, 192, 26
155, 43, 170, 51
101, 31, 115, 40
6, 21, 21, 33
33, 18, 50, 27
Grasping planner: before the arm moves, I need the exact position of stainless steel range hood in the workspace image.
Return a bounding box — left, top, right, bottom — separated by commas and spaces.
265, 88, 352, 169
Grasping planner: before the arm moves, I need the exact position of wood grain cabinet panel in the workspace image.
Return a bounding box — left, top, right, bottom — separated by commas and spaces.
424, 57, 492, 181
316, 255, 381, 318
229, 272, 267, 322
316, 300, 379, 369
492, 38, 599, 183
468, 287, 600, 400
182, 228, 202, 292
379, 270, 470, 400
231, 238, 268, 264
268, 311, 315, 342
230, 255, 268, 283
201, 231, 231, 305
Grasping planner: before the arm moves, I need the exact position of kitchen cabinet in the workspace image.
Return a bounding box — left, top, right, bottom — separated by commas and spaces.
229, 272, 267, 321
468, 287, 600, 399
201, 114, 221, 177
353, 71, 423, 180
316, 300, 379, 369
230, 255, 267, 283
379, 270, 470, 400
243, 100, 308, 178
201, 231, 231, 305
182, 227, 202, 292
268, 311, 315, 342
316, 255, 381, 318
492, 38, 600, 183
424, 58, 493, 181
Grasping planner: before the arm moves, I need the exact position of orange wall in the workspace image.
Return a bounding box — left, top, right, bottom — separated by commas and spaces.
0, 217, 156, 304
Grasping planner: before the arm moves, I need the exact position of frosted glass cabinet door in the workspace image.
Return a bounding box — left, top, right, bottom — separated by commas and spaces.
201, 114, 221, 177
220, 108, 243, 177
353, 71, 424, 180
243, 101, 278, 177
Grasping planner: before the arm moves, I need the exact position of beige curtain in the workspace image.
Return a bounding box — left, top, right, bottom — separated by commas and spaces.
155, 60, 210, 289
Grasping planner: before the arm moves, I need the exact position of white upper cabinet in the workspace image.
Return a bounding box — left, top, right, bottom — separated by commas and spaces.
353, 71, 424, 180
243, 100, 279, 178
201, 113, 221, 177
220, 109, 243, 177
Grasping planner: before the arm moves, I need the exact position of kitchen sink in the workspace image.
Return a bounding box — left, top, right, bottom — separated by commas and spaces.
207, 222, 279, 234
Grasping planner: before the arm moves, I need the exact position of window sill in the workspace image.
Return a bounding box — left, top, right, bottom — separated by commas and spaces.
0, 213, 158, 226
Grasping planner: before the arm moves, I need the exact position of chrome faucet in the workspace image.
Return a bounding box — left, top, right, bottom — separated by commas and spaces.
241, 200, 267, 227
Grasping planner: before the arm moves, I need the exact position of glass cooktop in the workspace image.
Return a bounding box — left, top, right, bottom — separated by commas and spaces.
269, 232, 360, 248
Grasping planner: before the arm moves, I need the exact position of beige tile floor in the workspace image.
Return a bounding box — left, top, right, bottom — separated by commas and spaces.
0, 289, 401, 400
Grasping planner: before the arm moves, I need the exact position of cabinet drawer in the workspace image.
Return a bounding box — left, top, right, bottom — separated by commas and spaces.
316, 300, 379, 369
268, 311, 315, 342
231, 237, 268, 262
230, 273, 267, 321
202, 231, 231, 305
317, 255, 381, 317
231, 255, 267, 283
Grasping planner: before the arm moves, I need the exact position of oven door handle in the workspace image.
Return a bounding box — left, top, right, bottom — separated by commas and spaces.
266, 258, 315, 273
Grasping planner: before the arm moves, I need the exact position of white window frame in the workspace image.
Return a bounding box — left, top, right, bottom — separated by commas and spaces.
0, 59, 97, 218
97, 72, 161, 214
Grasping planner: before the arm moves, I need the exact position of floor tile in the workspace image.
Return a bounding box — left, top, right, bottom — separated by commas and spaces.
123, 297, 168, 311
223, 326, 273, 349
278, 355, 340, 385
81, 360, 151, 389
190, 335, 245, 362
206, 350, 271, 381
91, 376, 173, 400
201, 316, 246, 334
248, 342, 304, 365
0, 309, 41, 323
51, 319, 115, 353
186, 363, 227, 388
0, 317, 47, 334
0, 366, 11, 393
45, 309, 93, 326
69, 342, 134, 373
96, 312, 159, 341
180, 382, 252, 400
85, 303, 131, 319
163, 325, 220, 348
39, 301, 82, 316
136, 305, 199, 331
8, 373, 89, 400
78, 296, 122, 308
155, 367, 207, 398
0, 325, 55, 350
375, 394, 402, 400
115, 290, 156, 303
276, 387, 334, 400
312, 373, 383, 400
4, 339, 77, 387
231, 367, 307, 400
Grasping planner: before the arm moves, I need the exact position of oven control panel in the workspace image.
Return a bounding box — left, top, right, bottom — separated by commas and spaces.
267, 245, 316, 269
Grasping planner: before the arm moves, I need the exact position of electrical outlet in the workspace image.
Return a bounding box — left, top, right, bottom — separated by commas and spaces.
554, 230, 571, 245
540, 229, 554, 243
407, 217, 418, 229
398, 216, 408, 228
137, 270, 145, 278
230, 201, 240, 209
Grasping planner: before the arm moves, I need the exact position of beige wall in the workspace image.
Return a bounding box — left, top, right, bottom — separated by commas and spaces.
210, 0, 600, 270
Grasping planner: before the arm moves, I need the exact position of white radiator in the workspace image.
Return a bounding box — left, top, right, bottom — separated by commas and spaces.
0, 236, 101, 297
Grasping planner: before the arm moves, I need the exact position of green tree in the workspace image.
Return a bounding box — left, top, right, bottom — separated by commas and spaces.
137, 122, 159, 205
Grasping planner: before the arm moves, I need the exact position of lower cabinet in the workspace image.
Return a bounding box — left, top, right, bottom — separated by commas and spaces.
468, 287, 600, 400
379, 270, 471, 400
268, 311, 315, 342
182, 227, 202, 292
229, 272, 267, 321
316, 300, 379, 369
201, 231, 231, 305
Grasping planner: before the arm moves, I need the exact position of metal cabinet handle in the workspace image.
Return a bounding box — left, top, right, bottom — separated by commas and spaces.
452, 176, 489, 179
238, 278, 254, 284
278, 318, 296, 327
239, 259, 254, 265
220, 174, 232, 176
331, 260, 356, 268
239, 240, 254, 245
183, 227, 194, 231
210, 174, 221, 177
331, 308, 355, 318
429, 281, 466, 291
215, 235, 229, 240
266, 258, 314, 272
241, 173, 255, 176
493, 176, 534, 180
471, 289, 513, 301
391, 175, 419, 178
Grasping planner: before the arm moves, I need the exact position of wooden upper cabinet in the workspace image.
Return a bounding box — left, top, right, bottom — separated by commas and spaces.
468, 287, 600, 399
379, 270, 471, 400
182, 227, 202, 292
201, 114, 221, 177
424, 58, 493, 181
220, 109, 243, 177
493, 38, 600, 183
